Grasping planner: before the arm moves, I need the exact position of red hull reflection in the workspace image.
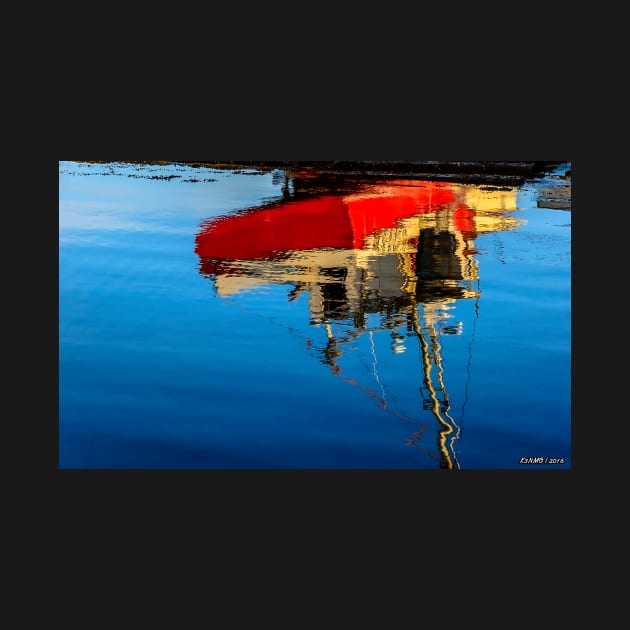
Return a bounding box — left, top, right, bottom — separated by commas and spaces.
195, 181, 458, 262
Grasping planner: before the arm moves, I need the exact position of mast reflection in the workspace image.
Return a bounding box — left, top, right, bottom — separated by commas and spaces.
196, 179, 523, 468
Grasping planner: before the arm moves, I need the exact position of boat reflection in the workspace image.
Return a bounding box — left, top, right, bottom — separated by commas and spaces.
195, 179, 523, 468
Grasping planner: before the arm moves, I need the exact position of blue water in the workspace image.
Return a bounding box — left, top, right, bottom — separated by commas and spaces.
58, 161, 571, 469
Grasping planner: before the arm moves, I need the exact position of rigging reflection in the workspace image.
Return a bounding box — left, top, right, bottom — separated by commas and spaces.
195, 179, 523, 468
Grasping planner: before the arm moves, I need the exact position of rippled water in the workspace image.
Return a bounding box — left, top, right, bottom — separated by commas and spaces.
58, 160, 571, 469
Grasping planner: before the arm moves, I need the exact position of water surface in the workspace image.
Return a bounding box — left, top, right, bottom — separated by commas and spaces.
59, 161, 571, 469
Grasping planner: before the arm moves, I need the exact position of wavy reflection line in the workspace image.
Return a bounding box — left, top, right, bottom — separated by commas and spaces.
369, 331, 387, 408
459, 281, 480, 439
410, 307, 459, 470
431, 323, 463, 469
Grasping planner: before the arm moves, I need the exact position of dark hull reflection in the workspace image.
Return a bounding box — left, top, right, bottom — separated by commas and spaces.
195, 180, 523, 468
